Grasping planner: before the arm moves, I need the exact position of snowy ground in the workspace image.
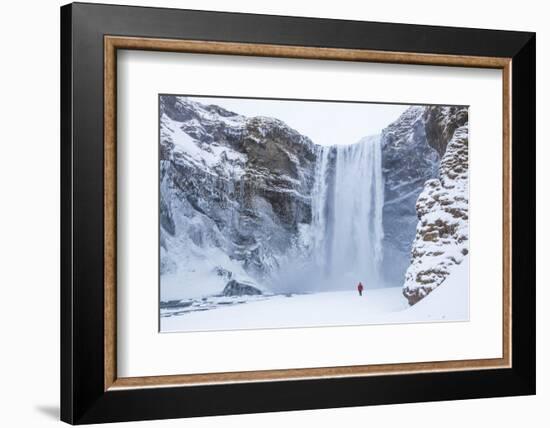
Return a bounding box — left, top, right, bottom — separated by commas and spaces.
161, 257, 469, 333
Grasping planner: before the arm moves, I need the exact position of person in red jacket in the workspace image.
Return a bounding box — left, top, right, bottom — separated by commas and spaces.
357, 282, 364, 296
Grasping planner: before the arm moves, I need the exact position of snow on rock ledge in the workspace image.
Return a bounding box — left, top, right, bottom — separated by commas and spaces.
403, 123, 469, 305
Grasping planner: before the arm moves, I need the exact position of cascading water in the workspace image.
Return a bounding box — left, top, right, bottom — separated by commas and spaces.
311, 135, 385, 288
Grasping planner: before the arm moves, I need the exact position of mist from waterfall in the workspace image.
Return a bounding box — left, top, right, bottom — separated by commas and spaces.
311, 135, 385, 289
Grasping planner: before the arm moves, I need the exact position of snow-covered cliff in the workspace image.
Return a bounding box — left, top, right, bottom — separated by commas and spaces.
402, 107, 469, 305
380, 107, 440, 285
160, 96, 317, 300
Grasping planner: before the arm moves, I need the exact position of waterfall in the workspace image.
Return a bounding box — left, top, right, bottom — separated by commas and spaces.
311, 135, 385, 288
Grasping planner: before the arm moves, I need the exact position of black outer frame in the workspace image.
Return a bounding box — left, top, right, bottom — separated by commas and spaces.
60, 2, 536, 424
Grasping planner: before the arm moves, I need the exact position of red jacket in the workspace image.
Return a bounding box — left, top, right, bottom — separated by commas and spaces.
357, 283, 364, 292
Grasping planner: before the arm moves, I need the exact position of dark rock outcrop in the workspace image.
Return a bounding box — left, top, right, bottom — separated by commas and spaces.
222, 280, 263, 296
423, 106, 468, 156
160, 96, 468, 301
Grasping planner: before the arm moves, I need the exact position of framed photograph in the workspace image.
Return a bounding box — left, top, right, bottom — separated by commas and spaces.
157, 95, 471, 333
61, 2, 535, 424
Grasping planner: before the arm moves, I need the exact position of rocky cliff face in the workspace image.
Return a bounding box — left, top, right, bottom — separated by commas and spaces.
380, 107, 440, 285
160, 96, 317, 299
423, 106, 468, 156
402, 106, 469, 305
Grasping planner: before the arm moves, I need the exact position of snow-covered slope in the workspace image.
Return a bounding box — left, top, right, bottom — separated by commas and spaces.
389, 256, 469, 322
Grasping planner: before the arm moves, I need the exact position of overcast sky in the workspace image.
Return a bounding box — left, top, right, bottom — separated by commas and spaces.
189, 96, 409, 147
